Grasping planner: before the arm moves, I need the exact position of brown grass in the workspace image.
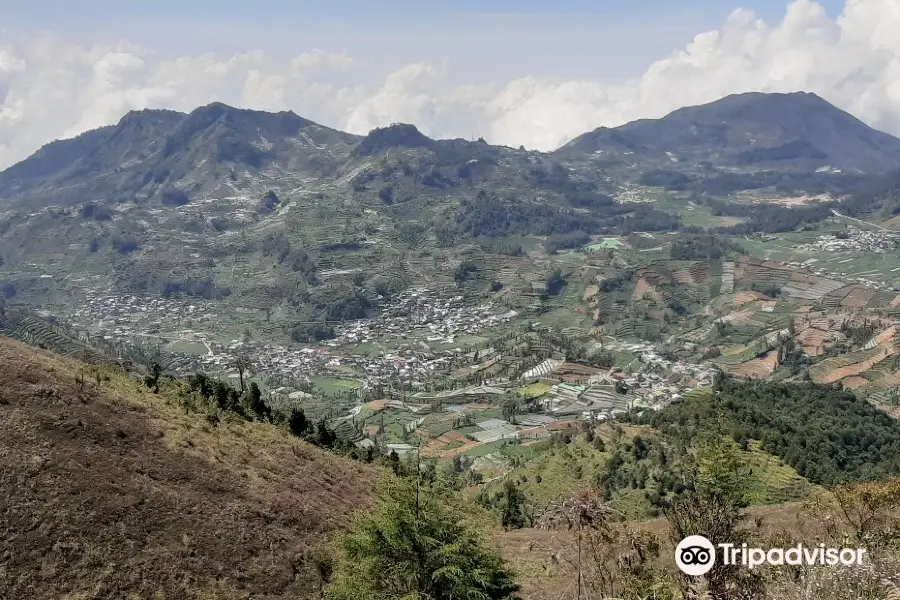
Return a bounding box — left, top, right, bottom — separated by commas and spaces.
0, 336, 376, 600
841, 286, 877, 308
841, 376, 870, 390
796, 326, 831, 356
502, 503, 819, 600
733, 291, 765, 305
632, 277, 665, 303
729, 350, 780, 379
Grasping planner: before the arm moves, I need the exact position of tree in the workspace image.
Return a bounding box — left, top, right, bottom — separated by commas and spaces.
454, 260, 478, 282
144, 362, 163, 393
188, 372, 213, 400
288, 407, 310, 437
211, 380, 237, 412
500, 480, 527, 530
326, 476, 521, 600
246, 382, 270, 421
546, 269, 566, 296
501, 396, 520, 424
315, 419, 337, 448
665, 432, 763, 598
632, 435, 649, 461
230, 354, 252, 392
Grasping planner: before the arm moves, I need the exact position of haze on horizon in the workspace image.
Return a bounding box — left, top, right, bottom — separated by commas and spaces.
0, 0, 898, 169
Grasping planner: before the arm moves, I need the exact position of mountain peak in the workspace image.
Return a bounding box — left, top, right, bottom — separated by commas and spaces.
558, 90, 900, 173
356, 123, 434, 156
116, 107, 185, 124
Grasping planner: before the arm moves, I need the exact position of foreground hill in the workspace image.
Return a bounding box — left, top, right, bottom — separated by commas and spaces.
558, 92, 900, 174
0, 336, 376, 600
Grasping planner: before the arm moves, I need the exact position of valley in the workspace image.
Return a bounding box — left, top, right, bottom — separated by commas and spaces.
7, 90, 900, 598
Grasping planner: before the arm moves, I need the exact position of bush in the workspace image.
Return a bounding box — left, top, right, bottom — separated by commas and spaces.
160, 189, 190, 206
291, 322, 336, 343
454, 261, 478, 282
81, 202, 113, 221
377, 185, 394, 204
111, 236, 139, 254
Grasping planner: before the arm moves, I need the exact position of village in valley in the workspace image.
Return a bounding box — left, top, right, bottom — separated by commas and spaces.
10, 200, 900, 482
47, 255, 727, 478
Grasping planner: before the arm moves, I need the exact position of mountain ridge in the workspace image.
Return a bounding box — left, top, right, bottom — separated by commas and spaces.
0, 90, 897, 324
4, 90, 900, 208
556, 91, 900, 173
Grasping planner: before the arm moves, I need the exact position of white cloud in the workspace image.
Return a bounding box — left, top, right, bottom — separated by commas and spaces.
2, 0, 900, 169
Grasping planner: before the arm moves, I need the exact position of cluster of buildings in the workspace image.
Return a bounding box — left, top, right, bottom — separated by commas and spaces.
167, 340, 467, 389
328, 287, 518, 346
62, 288, 520, 392
69, 291, 218, 337
793, 227, 900, 254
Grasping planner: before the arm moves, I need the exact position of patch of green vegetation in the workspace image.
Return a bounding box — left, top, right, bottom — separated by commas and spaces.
648, 379, 900, 485
742, 441, 817, 504
516, 382, 551, 399
310, 376, 362, 396
464, 440, 507, 459
509, 431, 610, 511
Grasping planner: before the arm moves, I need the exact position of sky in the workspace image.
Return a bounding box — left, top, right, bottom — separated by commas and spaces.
0, 0, 898, 168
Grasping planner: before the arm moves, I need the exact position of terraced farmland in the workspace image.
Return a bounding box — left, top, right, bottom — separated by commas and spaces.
0, 309, 115, 365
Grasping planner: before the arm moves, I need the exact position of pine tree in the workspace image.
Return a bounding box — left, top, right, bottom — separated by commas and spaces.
288, 407, 310, 437
500, 481, 526, 530
326, 476, 521, 600
247, 382, 270, 421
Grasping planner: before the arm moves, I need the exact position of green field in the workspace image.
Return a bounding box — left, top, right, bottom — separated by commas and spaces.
655, 196, 749, 228
310, 376, 362, 396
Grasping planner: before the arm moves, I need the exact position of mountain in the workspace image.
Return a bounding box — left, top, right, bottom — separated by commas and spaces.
0, 102, 360, 209
0, 335, 375, 600
557, 92, 900, 174
0, 93, 895, 330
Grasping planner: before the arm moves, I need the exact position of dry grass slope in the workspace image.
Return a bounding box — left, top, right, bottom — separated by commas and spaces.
0, 336, 376, 600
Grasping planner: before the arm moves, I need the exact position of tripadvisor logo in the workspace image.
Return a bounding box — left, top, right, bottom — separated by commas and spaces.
675, 535, 716, 576
675, 535, 868, 575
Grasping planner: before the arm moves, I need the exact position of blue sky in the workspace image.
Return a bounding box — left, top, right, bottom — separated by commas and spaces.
0, 0, 846, 22
0, 0, 847, 82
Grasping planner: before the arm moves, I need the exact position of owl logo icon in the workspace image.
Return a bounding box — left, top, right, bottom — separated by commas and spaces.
675, 535, 716, 576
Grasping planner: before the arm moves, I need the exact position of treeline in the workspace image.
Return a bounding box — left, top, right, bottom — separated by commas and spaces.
697, 196, 834, 234
639, 168, 867, 197
544, 231, 590, 253
669, 234, 744, 259
646, 379, 900, 485
842, 167, 900, 217
171, 371, 415, 474
437, 191, 680, 240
